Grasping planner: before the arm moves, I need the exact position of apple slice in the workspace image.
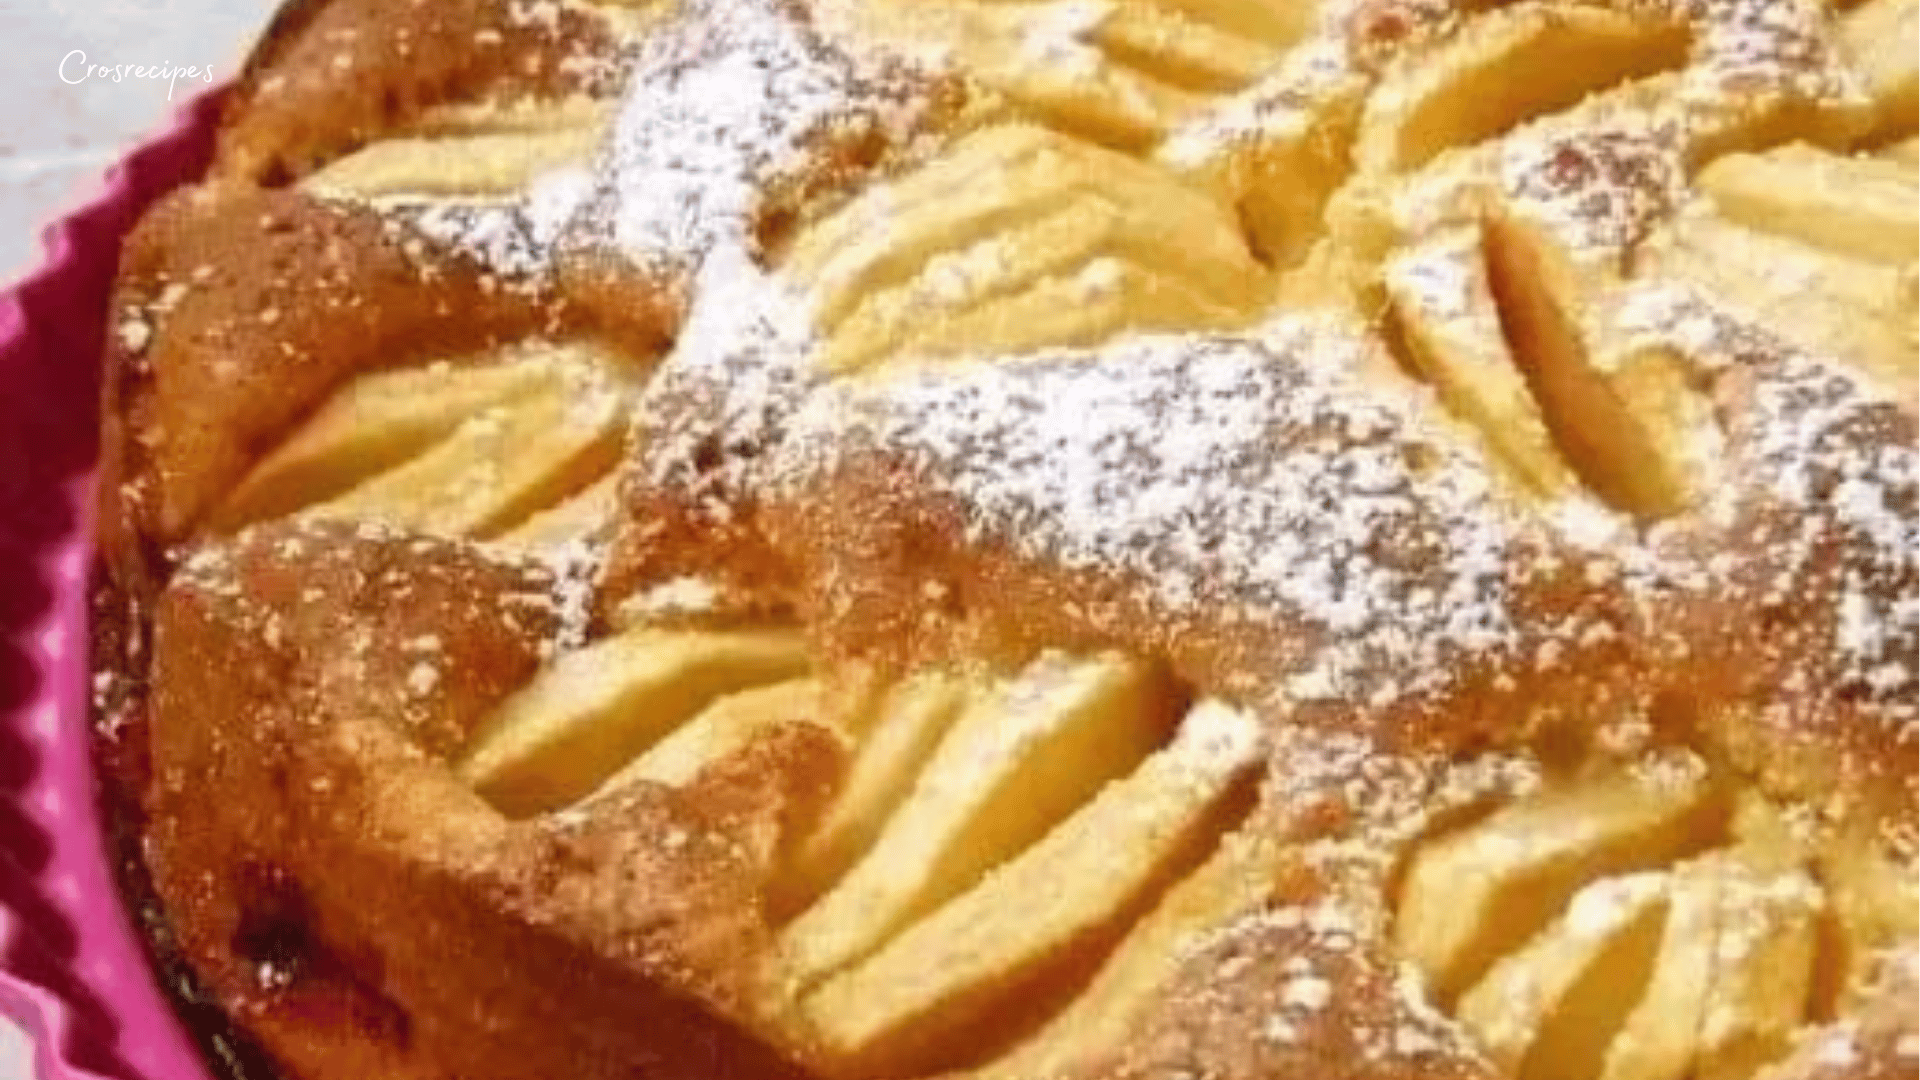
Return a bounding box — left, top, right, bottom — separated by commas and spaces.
785, 125, 1076, 327
1842, 0, 1918, 142
1383, 226, 1580, 498
457, 628, 809, 816
1164, 43, 1371, 270
1074, 0, 1310, 48
930, 17, 1204, 149
1481, 209, 1700, 519
804, 700, 1260, 1076
1396, 756, 1718, 1000
595, 678, 823, 790
215, 357, 554, 530
1816, 829, 1920, 1008
1640, 208, 1917, 402
1691, 847, 1822, 1080
402, 96, 613, 138
841, 256, 1249, 371
788, 124, 1266, 374
1456, 871, 1671, 1077
972, 831, 1279, 1080
1078, 2, 1281, 91
302, 101, 608, 199
784, 674, 973, 907
1354, 3, 1687, 174
1597, 857, 1723, 1080
492, 471, 625, 552
1698, 145, 1918, 265
780, 653, 1178, 988
314, 351, 632, 538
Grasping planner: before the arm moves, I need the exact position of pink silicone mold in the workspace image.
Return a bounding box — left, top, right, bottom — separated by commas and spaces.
0, 89, 227, 1080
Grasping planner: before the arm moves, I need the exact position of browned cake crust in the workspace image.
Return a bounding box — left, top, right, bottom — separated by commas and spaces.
93, 0, 1919, 1077
141, 523, 830, 1078
214, 0, 625, 182
99, 184, 566, 590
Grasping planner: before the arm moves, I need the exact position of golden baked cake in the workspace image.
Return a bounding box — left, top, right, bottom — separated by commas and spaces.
90, 0, 1917, 1077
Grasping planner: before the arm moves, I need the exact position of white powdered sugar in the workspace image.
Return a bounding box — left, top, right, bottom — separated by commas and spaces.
1020, 0, 1111, 78
382, 159, 598, 280
1615, 281, 1920, 707
603, 0, 929, 268
618, 574, 722, 620
1679, 0, 1863, 107
1565, 870, 1669, 937
1738, 356, 1918, 700
1158, 37, 1356, 168
541, 536, 602, 657
1171, 699, 1266, 776
525, 164, 599, 247
634, 244, 820, 497
781, 316, 1535, 704
341, 0, 943, 289
567, 0, 952, 506
1500, 120, 1686, 258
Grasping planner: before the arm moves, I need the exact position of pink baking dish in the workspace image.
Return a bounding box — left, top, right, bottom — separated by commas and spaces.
0, 89, 228, 1080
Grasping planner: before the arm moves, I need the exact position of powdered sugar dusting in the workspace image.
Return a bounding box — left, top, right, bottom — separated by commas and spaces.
1159, 37, 1358, 168
782, 316, 1540, 706
579, 0, 960, 517
1020, 0, 1111, 79
1500, 120, 1686, 261
383, 200, 557, 280
326, 0, 944, 290
1168, 896, 1489, 1070
1616, 281, 1919, 712
541, 536, 601, 657
1171, 699, 1266, 776
602, 0, 935, 269
634, 244, 820, 504
1677, 0, 1863, 108
1737, 356, 1917, 703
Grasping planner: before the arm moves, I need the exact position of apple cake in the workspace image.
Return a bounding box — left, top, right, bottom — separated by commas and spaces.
89, 0, 1917, 1077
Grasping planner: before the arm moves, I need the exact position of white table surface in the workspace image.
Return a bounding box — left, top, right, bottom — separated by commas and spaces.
2, 1, 276, 1074
0, 0, 272, 280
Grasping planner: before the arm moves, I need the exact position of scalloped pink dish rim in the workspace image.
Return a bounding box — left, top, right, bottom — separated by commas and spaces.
1, 88, 228, 1080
